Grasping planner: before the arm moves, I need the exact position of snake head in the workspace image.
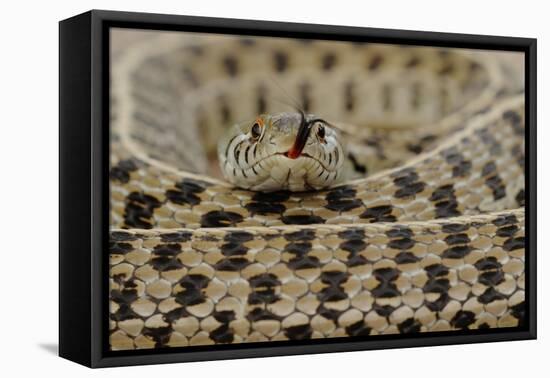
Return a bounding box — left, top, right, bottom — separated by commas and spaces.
218, 112, 347, 192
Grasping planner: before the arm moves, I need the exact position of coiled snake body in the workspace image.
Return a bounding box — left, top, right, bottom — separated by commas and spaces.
109, 32, 525, 350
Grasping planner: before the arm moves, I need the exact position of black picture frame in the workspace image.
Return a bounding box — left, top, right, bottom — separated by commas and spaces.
59, 9, 537, 368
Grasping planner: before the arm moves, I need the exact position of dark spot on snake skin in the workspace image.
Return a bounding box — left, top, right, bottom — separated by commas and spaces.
318, 305, 341, 321
186, 44, 204, 55
285, 242, 312, 255
452, 160, 472, 177
510, 302, 525, 325
285, 324, 313, 340
386, 226, 413, 238
110, 241, 133, 254
220, 242, 248, 256
512, 145, 525, 171
485, 175, 506, 200
392, 169, 418, 186
444, 233, 471, 245
398, 318, 422, 334
325, 199, 363, 212
429, 184, 455, 202
478, 287, 506, 304
143, 326, 172, 348
503, 236, 525, 251
392, 169, 425, 198
479, 270, 505, 286
405, 56, 421, 68
492, 214, 518, 227
110, 159, 138, 183
174, 274, 210, 306
469, 61, 482, 72
166, 178, 207, 206
257, 86, 267, 114
160, 231, 192, 243
151, 243, 183, 271
372, 268, 400, 298
111, 231, 138, 241
368, 54, 384, 70
224, 231, 254, 243
451, 310, 476, 329
373, 304, 396, 317
423, 264, 450, 294
407, 143, 423, 154
110, 304, 140, 322
322, 53, 337, 71
124, 192, 162, 229
338, 228, 365, 240
430, 185, 461, 218
395, 182, 426, 198
476, 128, 502, 156
163, 307, 188, 323
516, 189, 525, 206
239, 38, 256, 46
360, 205, 396, 222
474, 258, 505, 286
286, 242, 320, 270
388, 238, 415, 250
425, 293, 450, 312
503, 110, 524, 135
474, 256, 500, 270
247, 308, 281, 322
215, 257, 251, 271
209, 324, 234, 343
346, 321, 372, 337
482, 161, 497, 176
442, 149, 472, 178
347, 152, 368, 174
282, 214, 325, 225
248, 273, 281, 305
441, 223, 470, 233
442, 245, 472, 259
213, 310, 236, 323
111, 283, 139, 304
395, 252, 420, 264
339, 239, 367, 253
245, 202, 286, 215
273, 51, 289, 72
220, 101, 231, 123
318, 271, 350, 302
252, 190, 291, 202
438, 62, 455, 76
344, 81, 355, 111
283, 229, 316, 241
339, 238, 369, 266
478, 323, 490, 330
496, 225, 519, 237
223, 55, 238, 77
200, 211, 243, 228
425, 263, 449, 277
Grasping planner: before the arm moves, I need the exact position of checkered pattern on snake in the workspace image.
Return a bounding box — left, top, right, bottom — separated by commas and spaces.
108, 33, 525, 350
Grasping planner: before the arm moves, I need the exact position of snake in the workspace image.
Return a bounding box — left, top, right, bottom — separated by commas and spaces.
108, 31, 526, 350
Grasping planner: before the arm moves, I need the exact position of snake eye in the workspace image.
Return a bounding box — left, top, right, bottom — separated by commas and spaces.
316, 124, 326, 140
251, 122, 262, 140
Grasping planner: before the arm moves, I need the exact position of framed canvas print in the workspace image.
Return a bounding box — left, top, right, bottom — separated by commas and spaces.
59, 10, 537, 368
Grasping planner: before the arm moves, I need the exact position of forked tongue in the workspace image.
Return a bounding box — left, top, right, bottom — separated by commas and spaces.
286, 117, 313, 159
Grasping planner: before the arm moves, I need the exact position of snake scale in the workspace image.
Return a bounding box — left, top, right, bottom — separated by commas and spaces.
108, 31, 525, 350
